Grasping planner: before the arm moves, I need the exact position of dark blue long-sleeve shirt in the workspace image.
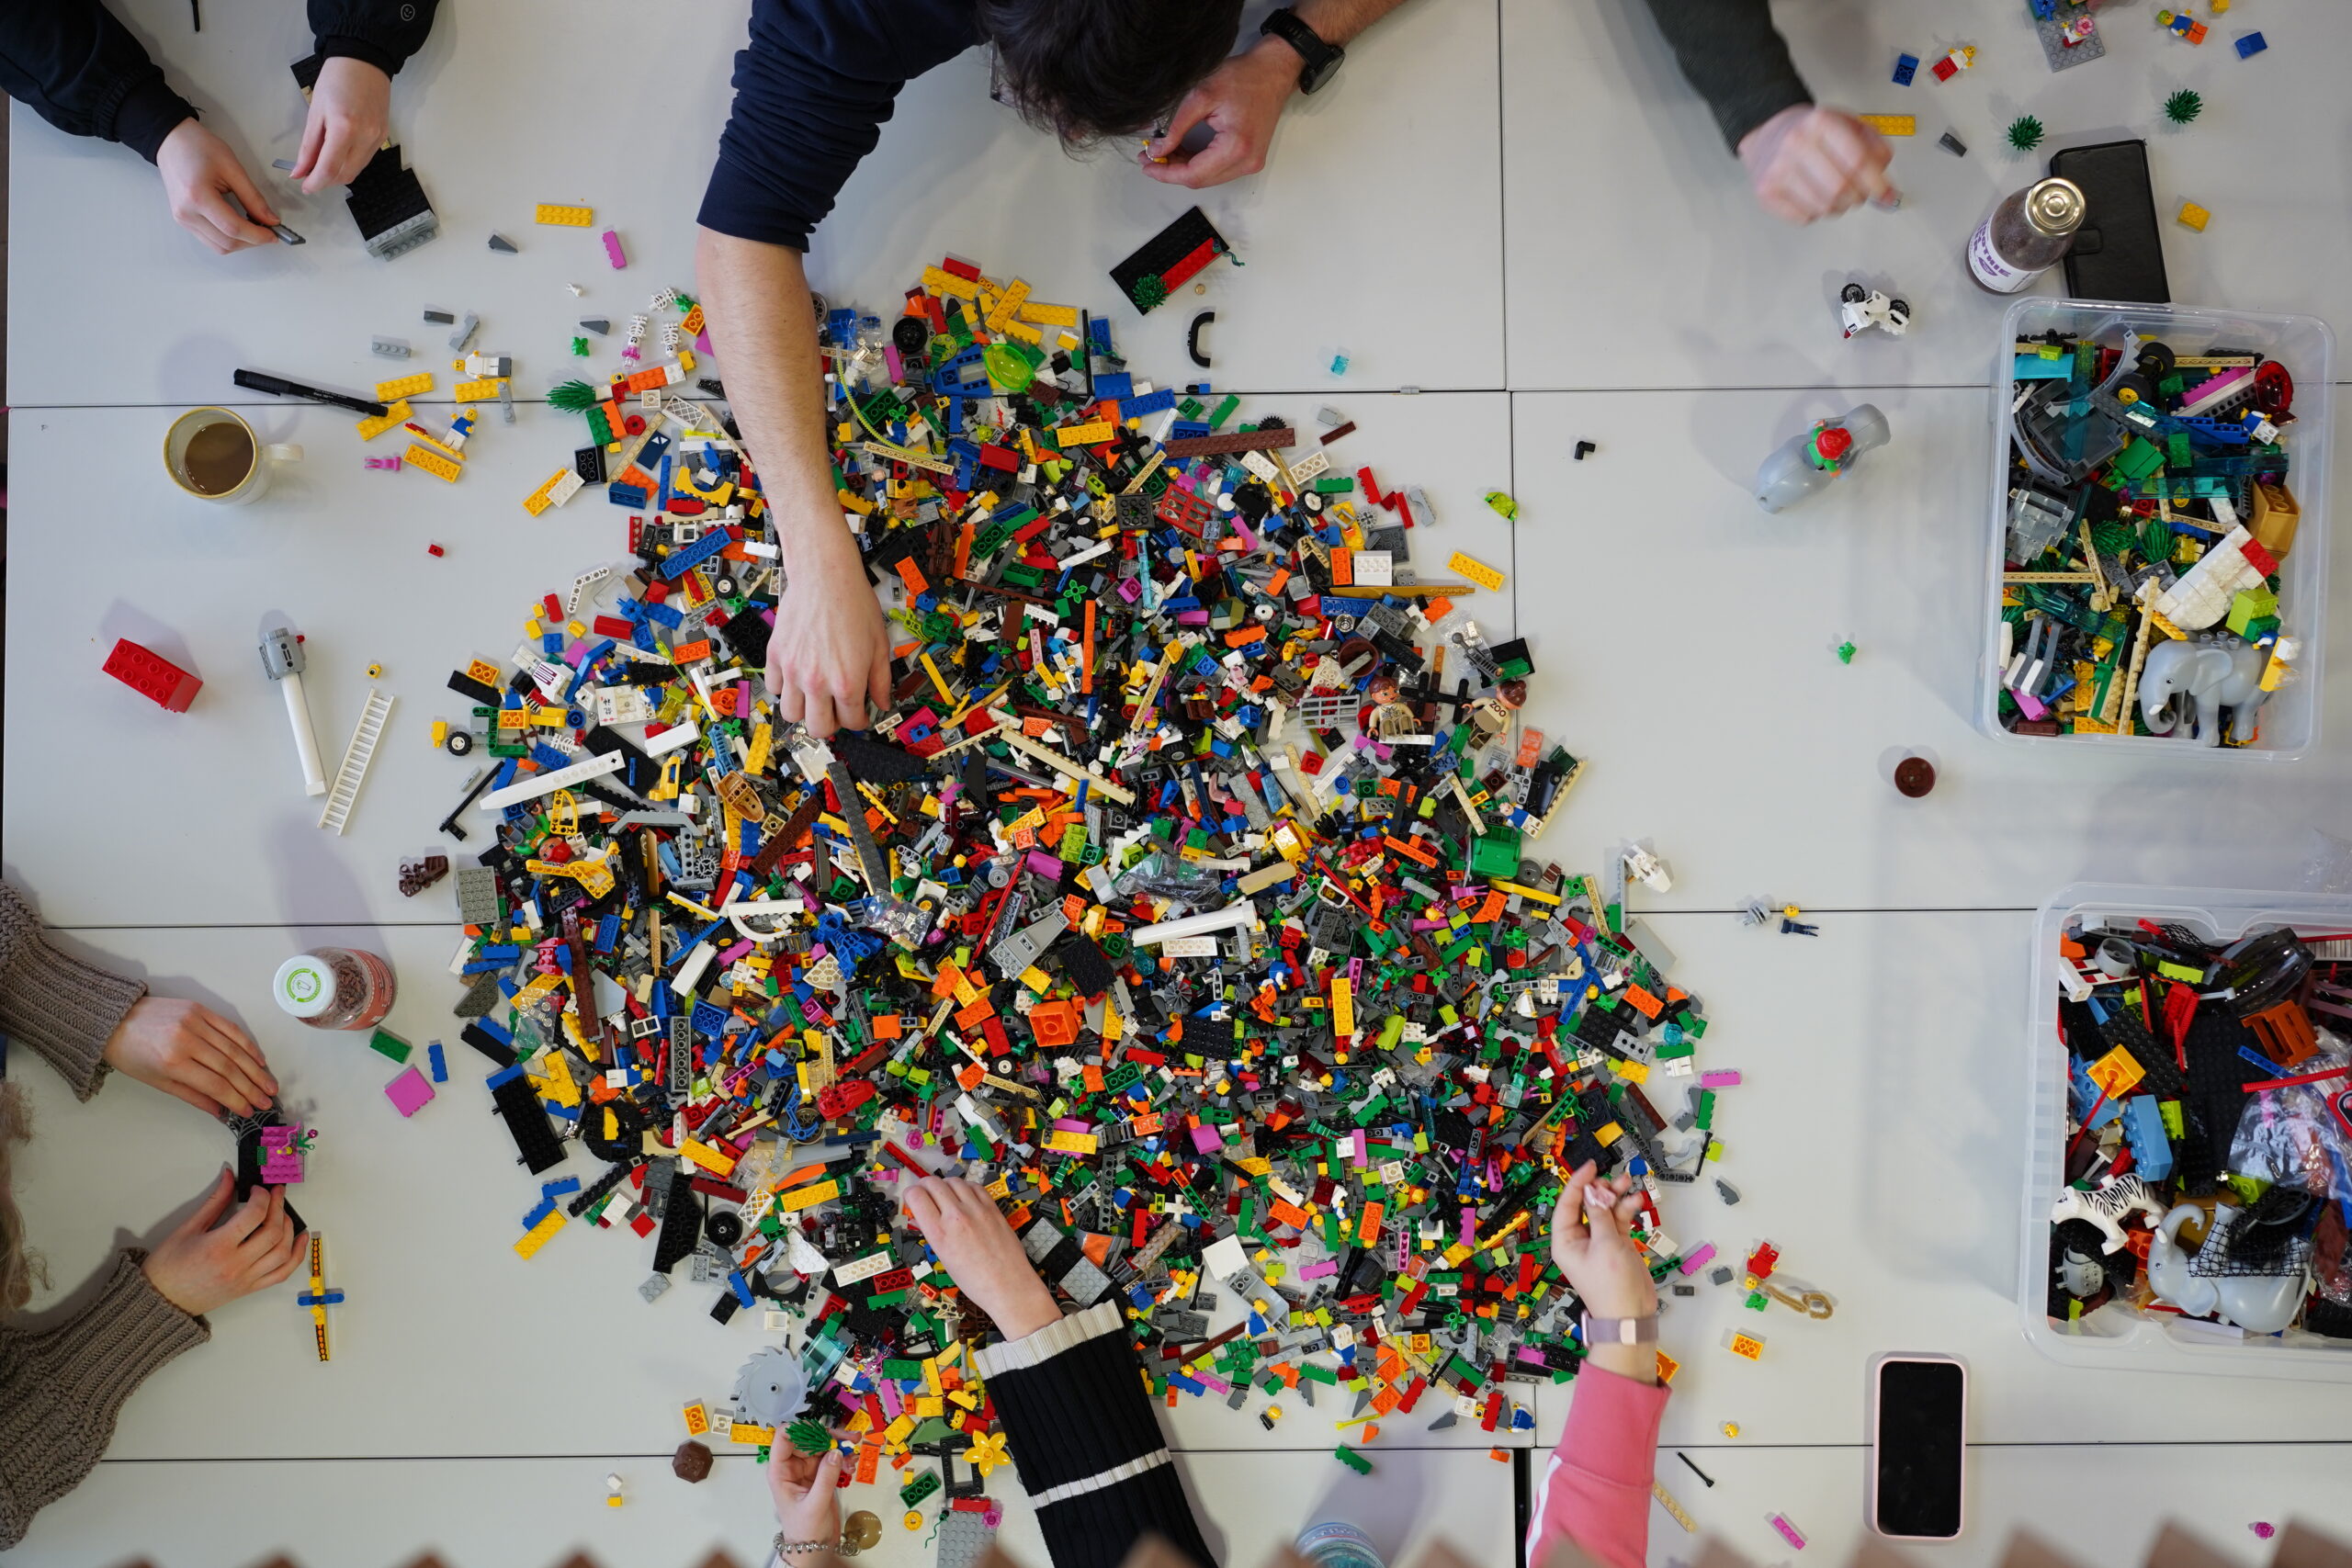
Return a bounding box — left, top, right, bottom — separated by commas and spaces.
698, 0, 980, 251
695, 0, 1810, 252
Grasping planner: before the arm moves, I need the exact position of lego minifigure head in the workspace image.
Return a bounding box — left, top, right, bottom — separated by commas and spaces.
1498, 680, 1527, 709
978, 0, 1246, 143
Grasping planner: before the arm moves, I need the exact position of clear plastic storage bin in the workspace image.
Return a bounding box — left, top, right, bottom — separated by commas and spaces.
1980, 299, 2334, 759
2020, 882, 2352, 1378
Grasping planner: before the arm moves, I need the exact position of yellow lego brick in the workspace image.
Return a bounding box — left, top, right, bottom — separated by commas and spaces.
1017, 300, 1080, 327
1058, 420, 1115, 447
1857, 113, 1916, 137
681, 1138, 739, 1177
514, 1208, 567, 1259
1044, 1128, 1100, 1155
2177, 201, 2211, 232
356, 399, 411, 441
779, 1178, 842, 1213
376, 372, 434, 401
454, 377, 507, 401
523, 469, 570, 517
682, 1403, 711, 1437
1446, 551, 1506, 592
536, 203, 594, 227
921, 265, 980, 300
404, 444, 462, 483
727, 1422, 775, 1446
985, 277, 1031, 333
998, 319, 1043, 346
1331, 976, 1354, 1034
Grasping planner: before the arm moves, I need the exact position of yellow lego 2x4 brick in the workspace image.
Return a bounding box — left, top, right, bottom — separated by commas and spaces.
1447, 551, 1506, 592
356, 399, 411, 440
1857, 113, 1916, 137
405, 444, 462, 483
536, 203, 594, 227
453, 377, 507, 401
375, 372, 434, 401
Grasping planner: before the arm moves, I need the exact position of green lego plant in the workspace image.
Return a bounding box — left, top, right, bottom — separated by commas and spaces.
2007, 115, 2046, 152
2164, 88, 2203, 125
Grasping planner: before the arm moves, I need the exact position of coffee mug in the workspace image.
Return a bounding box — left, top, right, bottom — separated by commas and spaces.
164, 407, 302, 503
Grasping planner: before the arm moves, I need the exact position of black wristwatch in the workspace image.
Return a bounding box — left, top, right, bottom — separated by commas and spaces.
1261, 8, 1344, 94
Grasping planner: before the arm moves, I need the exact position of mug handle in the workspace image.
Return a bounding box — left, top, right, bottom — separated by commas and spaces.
266, 444, 305, 462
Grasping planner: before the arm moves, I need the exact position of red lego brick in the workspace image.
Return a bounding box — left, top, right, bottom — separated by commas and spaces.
103, 638, 201, 712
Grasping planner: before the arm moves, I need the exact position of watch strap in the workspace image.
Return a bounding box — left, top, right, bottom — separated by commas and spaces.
1260, 8, 1342, 92
1582, 1313, 1659, 1346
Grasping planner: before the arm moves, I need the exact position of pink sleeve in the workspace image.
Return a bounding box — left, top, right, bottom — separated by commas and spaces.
1524, 1366, 1669, 1568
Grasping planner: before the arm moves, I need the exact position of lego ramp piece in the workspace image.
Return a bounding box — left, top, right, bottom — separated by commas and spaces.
319, 689, 393, 833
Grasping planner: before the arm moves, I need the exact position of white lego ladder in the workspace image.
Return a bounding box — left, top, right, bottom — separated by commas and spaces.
319, 690, 395, 834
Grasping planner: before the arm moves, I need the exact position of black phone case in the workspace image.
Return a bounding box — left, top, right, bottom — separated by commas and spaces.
2048, 140, 2171, 303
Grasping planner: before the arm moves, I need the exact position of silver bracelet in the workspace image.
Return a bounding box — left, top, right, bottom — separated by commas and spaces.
775, 1533, 855, 1559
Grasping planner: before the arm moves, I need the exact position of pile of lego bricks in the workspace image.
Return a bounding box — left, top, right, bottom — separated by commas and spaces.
2047, 918, 2352, 1337
1998, 333, 2302, 739
433, 255, 1745, 1482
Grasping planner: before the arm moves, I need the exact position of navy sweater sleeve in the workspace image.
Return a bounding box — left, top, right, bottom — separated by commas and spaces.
309, 0, 441, 78
1639, 0, 1812, 152
698, 0, 981, 250
0, 0, 198, 162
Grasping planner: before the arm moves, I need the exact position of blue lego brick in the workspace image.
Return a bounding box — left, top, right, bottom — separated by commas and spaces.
658, 527, 730, 579
1894, 52, 1918, 85
609, 482, 650, 507
1123, 388, 1178, 418
427, 1041, 448, 1082
1094, 372, 1136, 400
2235, 30, 2266, 56
2121, 1095, 2174, 1181
690, 998, 731, 1038
522, 1196, 558, 1229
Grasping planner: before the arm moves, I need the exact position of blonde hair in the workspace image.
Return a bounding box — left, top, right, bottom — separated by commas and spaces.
0, 1080, 43, 1314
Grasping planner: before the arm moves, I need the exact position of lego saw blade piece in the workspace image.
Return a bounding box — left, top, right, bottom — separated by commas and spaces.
732, 1344, 811, 1427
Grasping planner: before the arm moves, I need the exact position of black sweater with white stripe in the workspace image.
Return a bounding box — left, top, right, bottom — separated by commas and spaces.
973, 1303, 1216, 1568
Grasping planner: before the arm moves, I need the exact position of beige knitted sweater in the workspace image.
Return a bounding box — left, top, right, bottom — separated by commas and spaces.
1, 882, 209, 1551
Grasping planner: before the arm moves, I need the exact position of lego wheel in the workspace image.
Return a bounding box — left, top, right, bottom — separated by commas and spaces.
446, 730, 475, 756
1840, 283, 1868, 303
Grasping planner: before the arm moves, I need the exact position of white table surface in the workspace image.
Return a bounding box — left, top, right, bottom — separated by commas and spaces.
6, 0, 1502, 409
0, 391, 1511, 929
1501, 0, 2352, 391
1631, 1443, 2352, 1568
4, 923, 1527, 1458
13, 0, 2352, 1562
1509, 387, 2352, 912
1529, 910, 2352, 1450
0, 1445, 1518, 1568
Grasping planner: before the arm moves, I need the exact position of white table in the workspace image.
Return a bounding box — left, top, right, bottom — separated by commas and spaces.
0, 391, 1512, 928
1530, 911, 2352, 1450
12, 0, 2352, 1561
1501, 0, 2352, 391
0, 1445, 1518, 1568
6, 0, 1503, 407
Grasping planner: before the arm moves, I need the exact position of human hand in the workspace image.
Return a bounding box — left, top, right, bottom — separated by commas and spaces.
292, 56, 391, 193
901, 1177, 1061, 1339
1737, 106, 1896, 224
1548, 1160, 1657, 1322
105, 998, 278, 1119
154, 120, 284, 254
766, 524, 892, 738
768, 1447, 843, 1556
141, 1168, 305, 1317
1139, 39, 1297, 188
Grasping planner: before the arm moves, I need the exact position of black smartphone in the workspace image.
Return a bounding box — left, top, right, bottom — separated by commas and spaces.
2048, 139, 2171, 302
1870, 1354, 1967, 1539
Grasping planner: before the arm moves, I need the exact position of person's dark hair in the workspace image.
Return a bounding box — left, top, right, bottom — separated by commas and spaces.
978, 0, 1247, 145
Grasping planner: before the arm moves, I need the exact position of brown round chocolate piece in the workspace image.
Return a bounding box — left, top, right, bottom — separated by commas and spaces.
844, 1511, 883, 1551
672, 1440, 714, 1483
1893, 756, 1936, 797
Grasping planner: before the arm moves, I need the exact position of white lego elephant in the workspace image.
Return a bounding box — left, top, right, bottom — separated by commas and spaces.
2144, 1203, 2308, 1334
2140, 637, 2270, 746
